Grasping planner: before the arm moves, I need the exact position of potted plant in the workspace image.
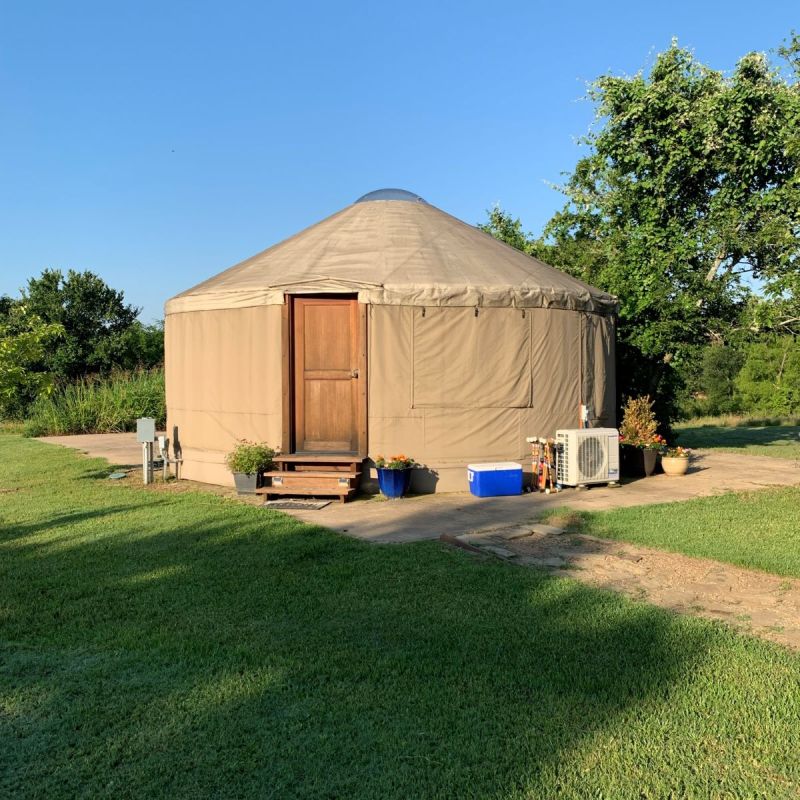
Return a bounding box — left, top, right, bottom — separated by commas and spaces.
225, 440, 276, 495
374, 454, 416, 498
618, 396, 666, 477
661, 446, 692, 476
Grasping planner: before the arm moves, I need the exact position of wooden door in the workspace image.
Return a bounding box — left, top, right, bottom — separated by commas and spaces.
292, 297, 364, 453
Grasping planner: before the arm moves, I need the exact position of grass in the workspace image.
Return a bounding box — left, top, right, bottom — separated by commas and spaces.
548, 485, 800, 579
22, 368, 165, 437
676, 415, 800, 460
2, 434, 800, 798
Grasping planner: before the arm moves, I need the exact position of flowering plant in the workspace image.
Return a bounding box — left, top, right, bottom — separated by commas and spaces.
225, 440, 276, 474
374, 454, 415, 470
664, 446, 691, 458
618, 396, 666, 450
644, 433, 667, 451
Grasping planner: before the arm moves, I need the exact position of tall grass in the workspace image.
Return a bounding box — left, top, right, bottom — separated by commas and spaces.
24, 368, 165, 436
676, 413, 800, 429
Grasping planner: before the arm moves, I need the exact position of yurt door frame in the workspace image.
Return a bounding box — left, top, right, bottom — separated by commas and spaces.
282, 294, 367, 456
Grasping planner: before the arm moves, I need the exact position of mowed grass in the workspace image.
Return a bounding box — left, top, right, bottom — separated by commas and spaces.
555, 486, 800, 579
676, 416, 800, 459
2, 435, 800, 798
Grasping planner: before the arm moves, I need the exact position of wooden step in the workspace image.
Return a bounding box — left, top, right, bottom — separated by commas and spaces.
275, 454, 362, 463
255, 485, 355, 503
268, 475, 355, 490
274, 455, 364, 474
263, 470, 359, 479
266, 455, 365, 502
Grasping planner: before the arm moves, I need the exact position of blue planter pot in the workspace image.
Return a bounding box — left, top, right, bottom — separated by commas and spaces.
377, 467, 412, 498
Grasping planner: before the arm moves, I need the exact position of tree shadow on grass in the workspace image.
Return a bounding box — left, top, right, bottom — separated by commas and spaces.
2, 488, 776, 799
0, 505, 147, 547
678, 423, 800, 451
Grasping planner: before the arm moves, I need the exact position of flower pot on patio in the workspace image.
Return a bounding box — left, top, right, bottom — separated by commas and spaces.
661, 456, 689, 477
233, 472, 262, 495
620, 445, 660, 478
661, 447, 692, 477
225, 440, 275, 496
377, 467, 412, 498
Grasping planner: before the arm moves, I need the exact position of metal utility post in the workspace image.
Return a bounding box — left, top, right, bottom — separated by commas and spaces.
158, 435, 169, 481
136, 417, 156, 485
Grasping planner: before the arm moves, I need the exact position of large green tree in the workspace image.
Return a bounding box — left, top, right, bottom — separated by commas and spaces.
4, 269, 163, 382
0, 307, 63, 417
483, 36, 800, 422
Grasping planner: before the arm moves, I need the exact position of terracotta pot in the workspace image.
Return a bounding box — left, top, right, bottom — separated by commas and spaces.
661, 456, 689, 476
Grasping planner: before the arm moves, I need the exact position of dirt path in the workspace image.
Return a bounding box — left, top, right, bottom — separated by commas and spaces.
448, 523, 800, 651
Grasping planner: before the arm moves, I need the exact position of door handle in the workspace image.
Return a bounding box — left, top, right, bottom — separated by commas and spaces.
350, 369, 360, 378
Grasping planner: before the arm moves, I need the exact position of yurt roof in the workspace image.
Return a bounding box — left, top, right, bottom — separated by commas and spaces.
165, 189, 617, 315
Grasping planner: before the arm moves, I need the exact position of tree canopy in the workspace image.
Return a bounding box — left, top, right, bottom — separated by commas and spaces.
0, 307, 63, 417
482, 35, 800, 422
1, 269, 164, 384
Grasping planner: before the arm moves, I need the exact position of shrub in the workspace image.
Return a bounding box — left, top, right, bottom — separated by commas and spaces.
225, 441, 275, 475
618, 395, 663, 448
23, 368, 165, 436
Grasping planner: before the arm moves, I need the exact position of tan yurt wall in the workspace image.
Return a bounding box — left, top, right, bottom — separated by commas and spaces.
165, 305, 283, 486
367, 304, 614, 492
581, 312, 617, 430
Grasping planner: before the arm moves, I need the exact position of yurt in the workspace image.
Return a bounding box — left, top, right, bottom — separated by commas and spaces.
165, 189, 617, 493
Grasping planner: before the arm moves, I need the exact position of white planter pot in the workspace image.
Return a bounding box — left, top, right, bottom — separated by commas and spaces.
661, 456, 689, 477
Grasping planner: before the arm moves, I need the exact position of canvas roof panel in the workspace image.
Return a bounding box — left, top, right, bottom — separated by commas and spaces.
166, 193, 617, 315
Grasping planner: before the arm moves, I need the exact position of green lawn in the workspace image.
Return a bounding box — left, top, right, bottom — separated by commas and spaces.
2, 435, 800, 798
675, 418, 800, 459
556, 486, 800, 579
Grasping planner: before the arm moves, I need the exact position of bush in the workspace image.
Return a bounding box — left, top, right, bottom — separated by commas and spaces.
23, 368, 165, 436
618, 395, 662, 447
225, 441, 275, 475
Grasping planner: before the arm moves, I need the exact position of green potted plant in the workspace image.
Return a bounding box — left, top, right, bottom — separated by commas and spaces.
374, 454, 416, 498
225, 440, 275, 495
661, 445, 692, 476
618, 396, 666, 477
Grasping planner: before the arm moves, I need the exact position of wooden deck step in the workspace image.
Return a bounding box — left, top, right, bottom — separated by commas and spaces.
255, 485, 355, 503
275, 455, 363, 464
268, 475, 354, 489
255, 486, 351, 496
263, 470, 359, 479
266, 455, 365, 502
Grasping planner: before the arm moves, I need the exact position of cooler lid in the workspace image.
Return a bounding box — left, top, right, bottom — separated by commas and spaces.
467, 462, 523, 472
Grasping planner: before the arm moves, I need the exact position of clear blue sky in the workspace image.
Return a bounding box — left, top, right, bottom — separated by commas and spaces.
1, 1, 796, 321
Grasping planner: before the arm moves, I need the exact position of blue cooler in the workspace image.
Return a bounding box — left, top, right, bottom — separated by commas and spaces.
467, 462, 523, 497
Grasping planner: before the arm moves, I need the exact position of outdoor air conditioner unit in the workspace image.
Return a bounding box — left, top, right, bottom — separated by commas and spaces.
556, 428, 620, 487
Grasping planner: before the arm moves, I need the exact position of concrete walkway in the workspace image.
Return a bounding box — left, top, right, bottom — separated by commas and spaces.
38, 433, 800, 543
37, 432, 161, 467
287, 450, 800, 542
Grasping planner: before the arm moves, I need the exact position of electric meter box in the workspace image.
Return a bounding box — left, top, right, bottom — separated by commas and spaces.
136, 417, 156, 443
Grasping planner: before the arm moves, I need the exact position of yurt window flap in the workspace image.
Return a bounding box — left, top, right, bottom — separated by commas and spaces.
411, 307, 531, 408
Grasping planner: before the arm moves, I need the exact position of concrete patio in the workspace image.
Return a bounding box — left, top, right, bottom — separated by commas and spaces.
37, 433, 800, 544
